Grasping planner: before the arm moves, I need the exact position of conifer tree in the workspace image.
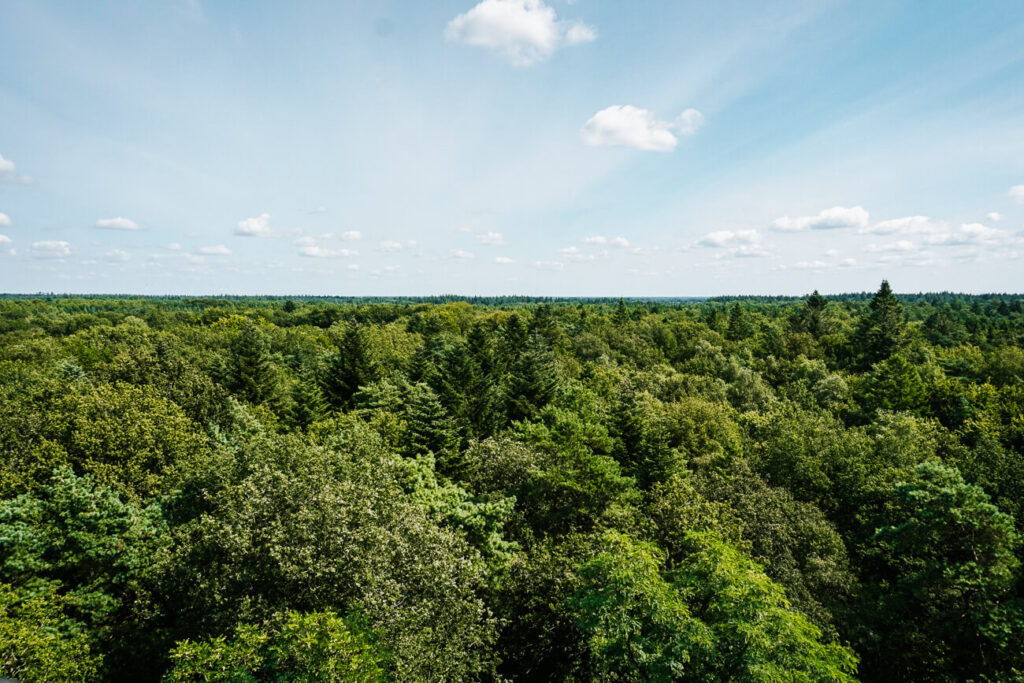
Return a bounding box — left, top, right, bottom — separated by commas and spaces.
226, 322, 279, 405
855, 280, 907, 366
322, 322, 375, 409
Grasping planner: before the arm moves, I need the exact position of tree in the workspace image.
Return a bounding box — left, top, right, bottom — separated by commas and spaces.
225, 322, 279, 406
0, 582, 102, 682
323, 323, 376, 410
866, 462, 1023, 681
163, 611, 385, 682
855, 280, 907, 366
571, 531, 710, 681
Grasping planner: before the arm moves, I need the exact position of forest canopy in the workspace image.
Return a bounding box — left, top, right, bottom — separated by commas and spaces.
1, 283, 1023, 681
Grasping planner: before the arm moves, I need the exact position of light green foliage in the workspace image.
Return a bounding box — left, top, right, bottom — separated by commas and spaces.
572, 531, 711, 682
674, 532, 859, 682
0, 582, 102, 682
163, 611, 385, 682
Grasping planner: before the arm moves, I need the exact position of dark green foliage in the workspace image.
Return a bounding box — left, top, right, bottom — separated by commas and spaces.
855, 280, 908, 367
1, 291, 1024, 681
225, 322, 280, 406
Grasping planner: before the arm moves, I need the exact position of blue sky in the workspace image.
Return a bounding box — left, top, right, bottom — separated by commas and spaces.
1, 0, 1023, 296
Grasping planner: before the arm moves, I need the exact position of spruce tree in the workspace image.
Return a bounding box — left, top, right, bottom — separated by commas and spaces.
855, 280, 907, 366
226, 322, 278, 405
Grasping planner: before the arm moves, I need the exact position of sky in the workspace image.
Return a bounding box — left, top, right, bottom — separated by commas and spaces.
1, 0, 1023, 296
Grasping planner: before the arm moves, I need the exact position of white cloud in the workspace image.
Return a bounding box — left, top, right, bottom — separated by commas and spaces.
865, 240, 916, 252
165, 242, 181, 251
696, 229, 760, 248
0, 234, 10, 245
861, 215, 935, 235
105, 249, 131, 262
341, 230, 362, 241
771, 206, 869, 232
583, 235, 629, 247
450, 249, 475, 259
534, 260, 564, 270
379, 240, 404, 251
235, 213, 272, 237
1009, 185, 1024, 203
0, 153, 31, 185
95, 216, 140, 231
925, 222, 1008, 247
0, 213, 10, 228
310, 206, 328, 215
293, 236, 317, 247
197, 244, 231, 255
986, 212, 1004, 222
299, 246, 358, 258
445, 0, 595, 66
30, 240, 71, 259
477, 231, 505, 245
495, 256, 515, 264
581, 106, 703, 152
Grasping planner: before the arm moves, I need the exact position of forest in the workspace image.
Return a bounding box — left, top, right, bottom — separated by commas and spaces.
1, 282, 1023, 682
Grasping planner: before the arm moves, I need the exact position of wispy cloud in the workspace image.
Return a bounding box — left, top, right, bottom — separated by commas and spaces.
197, 244, 231, 255
476, 231, 505, 245
95, 216, 140, 231
299, 246, 358, 258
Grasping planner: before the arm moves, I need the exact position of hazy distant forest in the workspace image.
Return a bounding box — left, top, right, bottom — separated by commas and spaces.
3, 283, 1024, 682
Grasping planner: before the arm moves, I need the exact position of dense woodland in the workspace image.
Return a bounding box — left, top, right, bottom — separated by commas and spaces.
2, 283, 1024, 681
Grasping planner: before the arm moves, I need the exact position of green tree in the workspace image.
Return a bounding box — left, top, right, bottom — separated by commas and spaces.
225, 322, 280, 406
163, 611, 385, 682
0, 582, 102, 682
866, 462, 1022, 681
855, 280, 907, 367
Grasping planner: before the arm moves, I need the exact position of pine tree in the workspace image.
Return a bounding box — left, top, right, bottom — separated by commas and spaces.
402, 382, 457, 463
290, 365, 329, 428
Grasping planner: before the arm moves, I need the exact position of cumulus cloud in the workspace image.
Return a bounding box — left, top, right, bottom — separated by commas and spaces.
986, 212, 1004, 222
341, 230, 362, 241
105, 249, 131, 262
0, 213, 10, 228
495, 256, 515, 264
0, 153, 31, 184
95, 216, 140, 231
581, 106, 703, 152
477, 231, 505, 245
445, 0, 595, 66
450, 249, 475, 259
1009, 185, 1024, 203
0, 234, 11, 246
197, 244, 231, 255
30, 240, 71, 259
378, 240, 404, 252
299, 246, 358, 258
235, 213, 272, 237
771, 206, 869, 232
